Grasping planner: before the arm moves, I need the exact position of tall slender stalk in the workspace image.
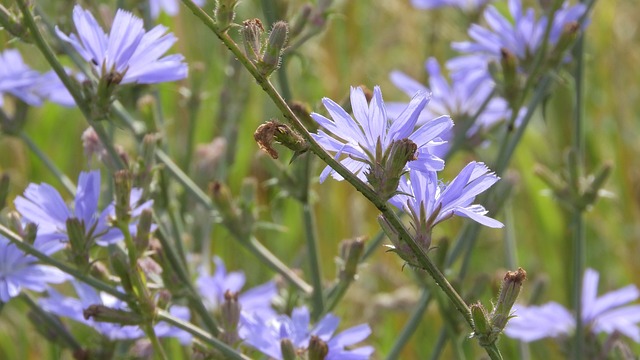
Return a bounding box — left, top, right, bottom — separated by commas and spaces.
571, 24, 586, 360
386, 289, 432, 360
19, 132, 76, 196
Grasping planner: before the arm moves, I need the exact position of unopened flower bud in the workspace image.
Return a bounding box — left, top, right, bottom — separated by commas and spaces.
378, 214, 415, 264
550, 21, 580, 64
500, 48, 519, 110
84, 305, 143, 325
66, 218, 89, 270
22, 222, 38, 245
471, 302, 492, 343
241, 19, 264, 63
580, 162, 611, 209
339, 237, 365, 282
290, 4, 312, 38
0, 6, 28, 40
215, 0, 239, 31
308, 336, 329, 360
280, 338, 297, 360
134, 209, 153, 253
366, 138, 417, 201
110, 249, 134, 293
0, 173, 9, 209
290, 100, 317, 132
258, 21, 289, 76
114, 170, 132, 223
220, 290, 241, 345
491, 267, 526, 332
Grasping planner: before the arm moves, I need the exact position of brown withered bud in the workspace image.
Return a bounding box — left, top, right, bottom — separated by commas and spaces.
254, 120, 308, 159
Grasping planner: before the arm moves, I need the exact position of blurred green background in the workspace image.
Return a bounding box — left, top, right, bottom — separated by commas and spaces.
0, 0, 639, 358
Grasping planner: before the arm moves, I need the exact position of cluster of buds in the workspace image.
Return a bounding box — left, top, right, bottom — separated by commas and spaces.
241, 19, 289, 77
535, 150, 611, 211
471, 268, 526, 346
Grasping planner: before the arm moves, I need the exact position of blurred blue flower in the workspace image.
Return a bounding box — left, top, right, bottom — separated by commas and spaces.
196, 256, 277, 318
15, 170, 154, 254
149, 0, 205, 19
390, 161, 503, 229
312, 86, 452, 182
56, 5, 188, 85
0, 49, 42, 106
0, 50, 76, 107
411, 0, 490, 12
0, 235, 69, 302
240, 306, 374, 360
452, 0, 586, 63
389, 57, 517, 158
505, 268, 640, 342
39, 281, 192, 343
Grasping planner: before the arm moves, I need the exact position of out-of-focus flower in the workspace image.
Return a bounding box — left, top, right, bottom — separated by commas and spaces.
0, 50, 76, 107
0, 49, 42, 106
14, 170, 153, 253
390, 161, 503, 229
149, 0, 205, 19
240, 306, 374, 360
0, 235, 69, 302
311, 86, 452, 182
505, 268, 640, 342
452, 0, 586, 64
39, 281, 191, 343
411, 0, 490, 12
33, 70, 80, 108
56, 5, 188, 85
389, 57, 515, 157
196, 256, 276, 318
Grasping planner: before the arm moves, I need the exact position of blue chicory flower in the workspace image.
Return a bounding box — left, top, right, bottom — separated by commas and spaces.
39, 281, 192, 343
505, 268, 640, 342
451, 0, 587, 64
311, 86, 452, 183
196, 256, 277, 318
390, 161, 503, 229
240, 306, 374, 360
0, 49, 43, 106
14, 170, 154, 254
411, 0, 490, 12
56, 5, 188, 85
389, 57, 517, 157
0, 235, 69, 302
149, 0, 205, 19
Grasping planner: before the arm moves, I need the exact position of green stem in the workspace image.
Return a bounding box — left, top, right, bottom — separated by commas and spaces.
143, 323, 168, 360
0, 225, 129, 301
571, 26, 586, 360
303, 202, 325, 318
428, 330, 448, 360
21, 293, 84, 352
248, 236, 313, 294
181, 0, 473, 331
155, 149, 214, 209
16, 0, 125, 170
156, 310, 250, 360
19, 132, 76, 196
154, 216, 221, 336
386, 288, 431, 360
